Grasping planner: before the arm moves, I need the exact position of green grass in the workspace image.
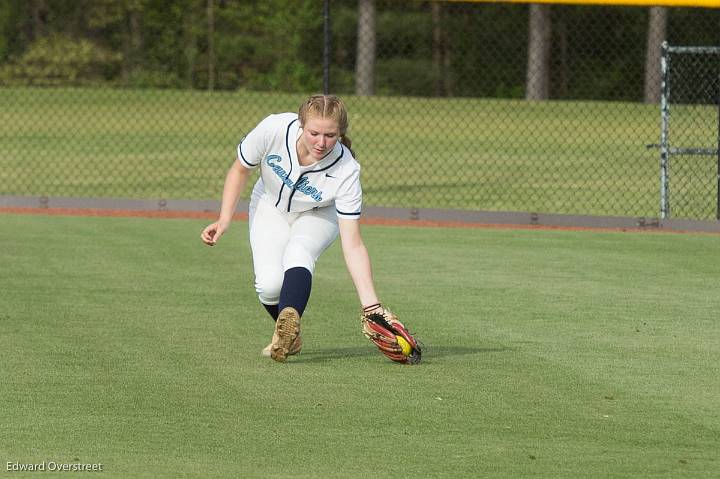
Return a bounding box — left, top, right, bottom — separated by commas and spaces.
1, 213, 719, 478
2, 86, 716, 219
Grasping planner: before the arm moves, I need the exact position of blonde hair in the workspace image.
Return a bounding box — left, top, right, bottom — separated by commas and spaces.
298, 94, 353, 154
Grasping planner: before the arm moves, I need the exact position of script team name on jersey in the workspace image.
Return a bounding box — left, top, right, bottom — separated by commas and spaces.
266, 155, 323, 202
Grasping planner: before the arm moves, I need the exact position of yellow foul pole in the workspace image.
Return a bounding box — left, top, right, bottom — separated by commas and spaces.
447, 0, 720, 8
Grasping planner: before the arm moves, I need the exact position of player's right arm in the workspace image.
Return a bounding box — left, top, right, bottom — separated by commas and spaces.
201, 160, 252, 246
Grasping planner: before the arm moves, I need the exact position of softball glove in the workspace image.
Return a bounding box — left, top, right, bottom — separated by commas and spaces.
361, 304, 422, 365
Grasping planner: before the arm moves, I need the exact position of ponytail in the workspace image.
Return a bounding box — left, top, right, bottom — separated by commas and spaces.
340, 135, 356, 158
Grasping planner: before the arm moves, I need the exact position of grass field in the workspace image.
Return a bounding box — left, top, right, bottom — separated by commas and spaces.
5, 86, 717, 219
1, 213, 719, 478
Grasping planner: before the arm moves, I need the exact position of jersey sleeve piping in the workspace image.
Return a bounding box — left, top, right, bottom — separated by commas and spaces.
336, 209, 361, 218
237, 139, 259, 168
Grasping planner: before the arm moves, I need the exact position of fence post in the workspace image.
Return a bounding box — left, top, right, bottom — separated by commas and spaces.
716, 74, 720, 220
323, 0, 331, 95
659, 41, 670, 219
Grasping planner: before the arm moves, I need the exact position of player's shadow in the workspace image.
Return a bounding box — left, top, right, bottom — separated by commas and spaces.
293, 344, 510, 364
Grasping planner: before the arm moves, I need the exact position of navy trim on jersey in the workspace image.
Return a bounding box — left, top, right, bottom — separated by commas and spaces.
336, 209, 361, 216
238, 137, 259, 167
286, 146, 345, 212
274, 119, 298, 208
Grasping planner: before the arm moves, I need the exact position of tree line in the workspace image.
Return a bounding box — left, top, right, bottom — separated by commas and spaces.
0, 0, 717, 102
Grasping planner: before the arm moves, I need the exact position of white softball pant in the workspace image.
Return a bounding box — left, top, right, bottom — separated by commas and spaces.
248, 196, 339, 305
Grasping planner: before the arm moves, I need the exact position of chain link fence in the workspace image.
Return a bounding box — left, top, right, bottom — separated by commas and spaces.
1, 1, 719, 220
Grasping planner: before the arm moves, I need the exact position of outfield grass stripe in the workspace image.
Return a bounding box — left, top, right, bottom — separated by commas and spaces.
1, 214, 718, 477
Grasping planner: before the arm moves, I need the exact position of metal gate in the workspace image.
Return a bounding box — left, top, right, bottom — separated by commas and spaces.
659, 42, 720, 220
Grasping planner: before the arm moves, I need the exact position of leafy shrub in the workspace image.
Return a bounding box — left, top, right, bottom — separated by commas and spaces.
0, 33, 120, 86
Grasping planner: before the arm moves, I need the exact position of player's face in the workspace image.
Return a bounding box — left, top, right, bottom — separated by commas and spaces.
299, 116, 340, 161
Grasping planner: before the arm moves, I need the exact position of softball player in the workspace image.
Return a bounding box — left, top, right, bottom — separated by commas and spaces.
201, 95, 381, 362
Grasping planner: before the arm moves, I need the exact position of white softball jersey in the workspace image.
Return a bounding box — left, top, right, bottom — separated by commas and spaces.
237, 112, 362, 220
236, 112, 362, 305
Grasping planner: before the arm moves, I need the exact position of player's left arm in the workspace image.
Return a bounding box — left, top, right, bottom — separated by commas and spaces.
338, 218, 380, 308
340, 217, 422, 364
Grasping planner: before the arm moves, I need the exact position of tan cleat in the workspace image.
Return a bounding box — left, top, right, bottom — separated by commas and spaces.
270, 307, 301, 362
262, 331, 302, 358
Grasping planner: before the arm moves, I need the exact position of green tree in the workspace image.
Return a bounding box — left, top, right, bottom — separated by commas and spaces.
213, 0, 323, 92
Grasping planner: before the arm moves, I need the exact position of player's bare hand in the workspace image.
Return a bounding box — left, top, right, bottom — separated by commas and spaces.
201, 221, 228, 246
